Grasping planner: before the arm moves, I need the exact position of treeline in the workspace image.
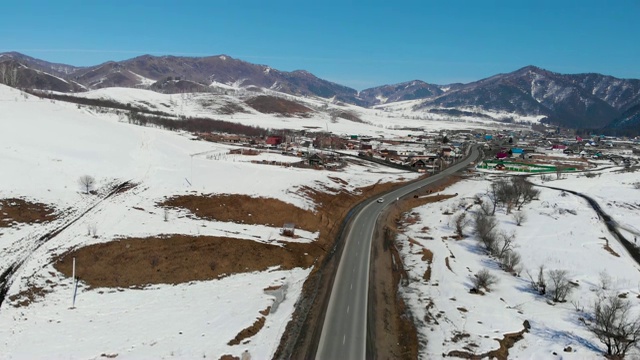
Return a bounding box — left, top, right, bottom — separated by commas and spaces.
127, 112, 269, 137
24, 89, 174, 117
24, 89, 269, 137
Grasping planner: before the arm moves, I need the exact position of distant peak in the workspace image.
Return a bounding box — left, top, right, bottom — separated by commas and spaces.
518, 65, 544, 72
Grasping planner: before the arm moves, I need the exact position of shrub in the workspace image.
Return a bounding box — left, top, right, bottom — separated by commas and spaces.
472, 269, 499, 291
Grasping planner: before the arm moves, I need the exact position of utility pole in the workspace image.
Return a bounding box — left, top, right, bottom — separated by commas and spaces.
71, 257, 77, 308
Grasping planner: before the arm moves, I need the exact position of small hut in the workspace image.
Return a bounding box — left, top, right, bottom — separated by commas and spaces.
281, 223, 296, 237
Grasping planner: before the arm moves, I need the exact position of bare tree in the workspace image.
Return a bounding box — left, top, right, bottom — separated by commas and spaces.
500, 250, 521, 273
86, 223, 98, 238
496, 230, 516, 259
8, 67, 19, 87
78, 175, 96, 194
473, 211, 498, 253
598, 270, 612, 292
0, 63, 7, 84
479, 198, 493, 216
527, 264, 547, 295
548, 269, 573, 302
588, 294, 640, 358
513, 211, 527, 226
520, 183, 540, 209
486, 181, 504, 215
0, 63, 19, 87
472, 268, 499, 292
452, 212, 470, 238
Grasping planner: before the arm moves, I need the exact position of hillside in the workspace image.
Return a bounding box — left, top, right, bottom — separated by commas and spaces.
0, 84, 419, 359
396, 168, 640, 358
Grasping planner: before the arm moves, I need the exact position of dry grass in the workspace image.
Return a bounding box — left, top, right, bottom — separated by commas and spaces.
0, 198, 57, 228
259, 306, 271, 316
422, 248, 434, 282
602, 238, 621, 257
8, 285, 52, 307
218, 354, 239, 360
245, 95, 313, 115
160, 194, 320, 232
421, 247, 434, 262
447, 323, 528, 360
54, 235, 321, 288
228, 315, 266, 346
445, 256, 453, 272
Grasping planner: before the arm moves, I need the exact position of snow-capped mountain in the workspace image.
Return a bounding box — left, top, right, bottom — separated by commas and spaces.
0, 51, 80, 76
0, 52, 364, 105
411, 66, 640, 129
2, 52, 640, 130
358, 80, 457, 105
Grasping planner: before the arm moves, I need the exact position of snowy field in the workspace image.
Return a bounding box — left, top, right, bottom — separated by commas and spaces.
532, 169, 640, 242
59, 86, 512, 135
0, 84, 419, 359
397, 170, 640, 359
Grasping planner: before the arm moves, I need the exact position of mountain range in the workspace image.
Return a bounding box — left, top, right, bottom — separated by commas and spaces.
1, 51, 639, 134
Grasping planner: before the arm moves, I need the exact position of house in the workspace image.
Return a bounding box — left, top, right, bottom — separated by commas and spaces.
410, 159, 428, 169
281, 223, 295, 237
266, 136, 283, 146
307, 153, 326, 166
496, 151, 509, 160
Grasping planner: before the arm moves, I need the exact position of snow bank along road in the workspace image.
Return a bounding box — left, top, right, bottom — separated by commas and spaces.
315, 146, 481, 360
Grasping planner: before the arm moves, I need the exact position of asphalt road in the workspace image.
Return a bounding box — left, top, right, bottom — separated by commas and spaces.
315, 145, 481, 360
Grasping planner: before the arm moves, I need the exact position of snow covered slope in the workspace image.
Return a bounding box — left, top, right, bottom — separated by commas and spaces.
0, 84, 418, 359
397, 170, 640, 358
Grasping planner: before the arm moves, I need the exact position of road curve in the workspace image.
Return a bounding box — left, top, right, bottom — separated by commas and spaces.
315, 146, 481, 360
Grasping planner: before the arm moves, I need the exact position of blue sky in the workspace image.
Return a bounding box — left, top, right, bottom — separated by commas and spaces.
1, 0, 638, 89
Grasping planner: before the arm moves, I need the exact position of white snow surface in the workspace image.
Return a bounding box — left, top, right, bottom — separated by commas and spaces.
397, 171, 640, 359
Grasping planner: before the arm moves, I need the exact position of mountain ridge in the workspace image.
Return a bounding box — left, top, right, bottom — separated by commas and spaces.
1, 51, 639, 131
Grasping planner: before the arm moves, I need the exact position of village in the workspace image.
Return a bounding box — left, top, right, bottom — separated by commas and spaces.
197, 126, 640, 175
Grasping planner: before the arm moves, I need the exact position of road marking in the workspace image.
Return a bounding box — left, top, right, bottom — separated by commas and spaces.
343, 334, 346, 345
350, 283, 353, 290
356, 251, 358, 257
347, 305, 350, 314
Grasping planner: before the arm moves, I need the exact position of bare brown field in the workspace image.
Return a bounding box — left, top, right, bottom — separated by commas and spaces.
54, 235, 321, 288
0, 198, 57, 228
245, 95, 313, 115
160, 194, 320, 232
